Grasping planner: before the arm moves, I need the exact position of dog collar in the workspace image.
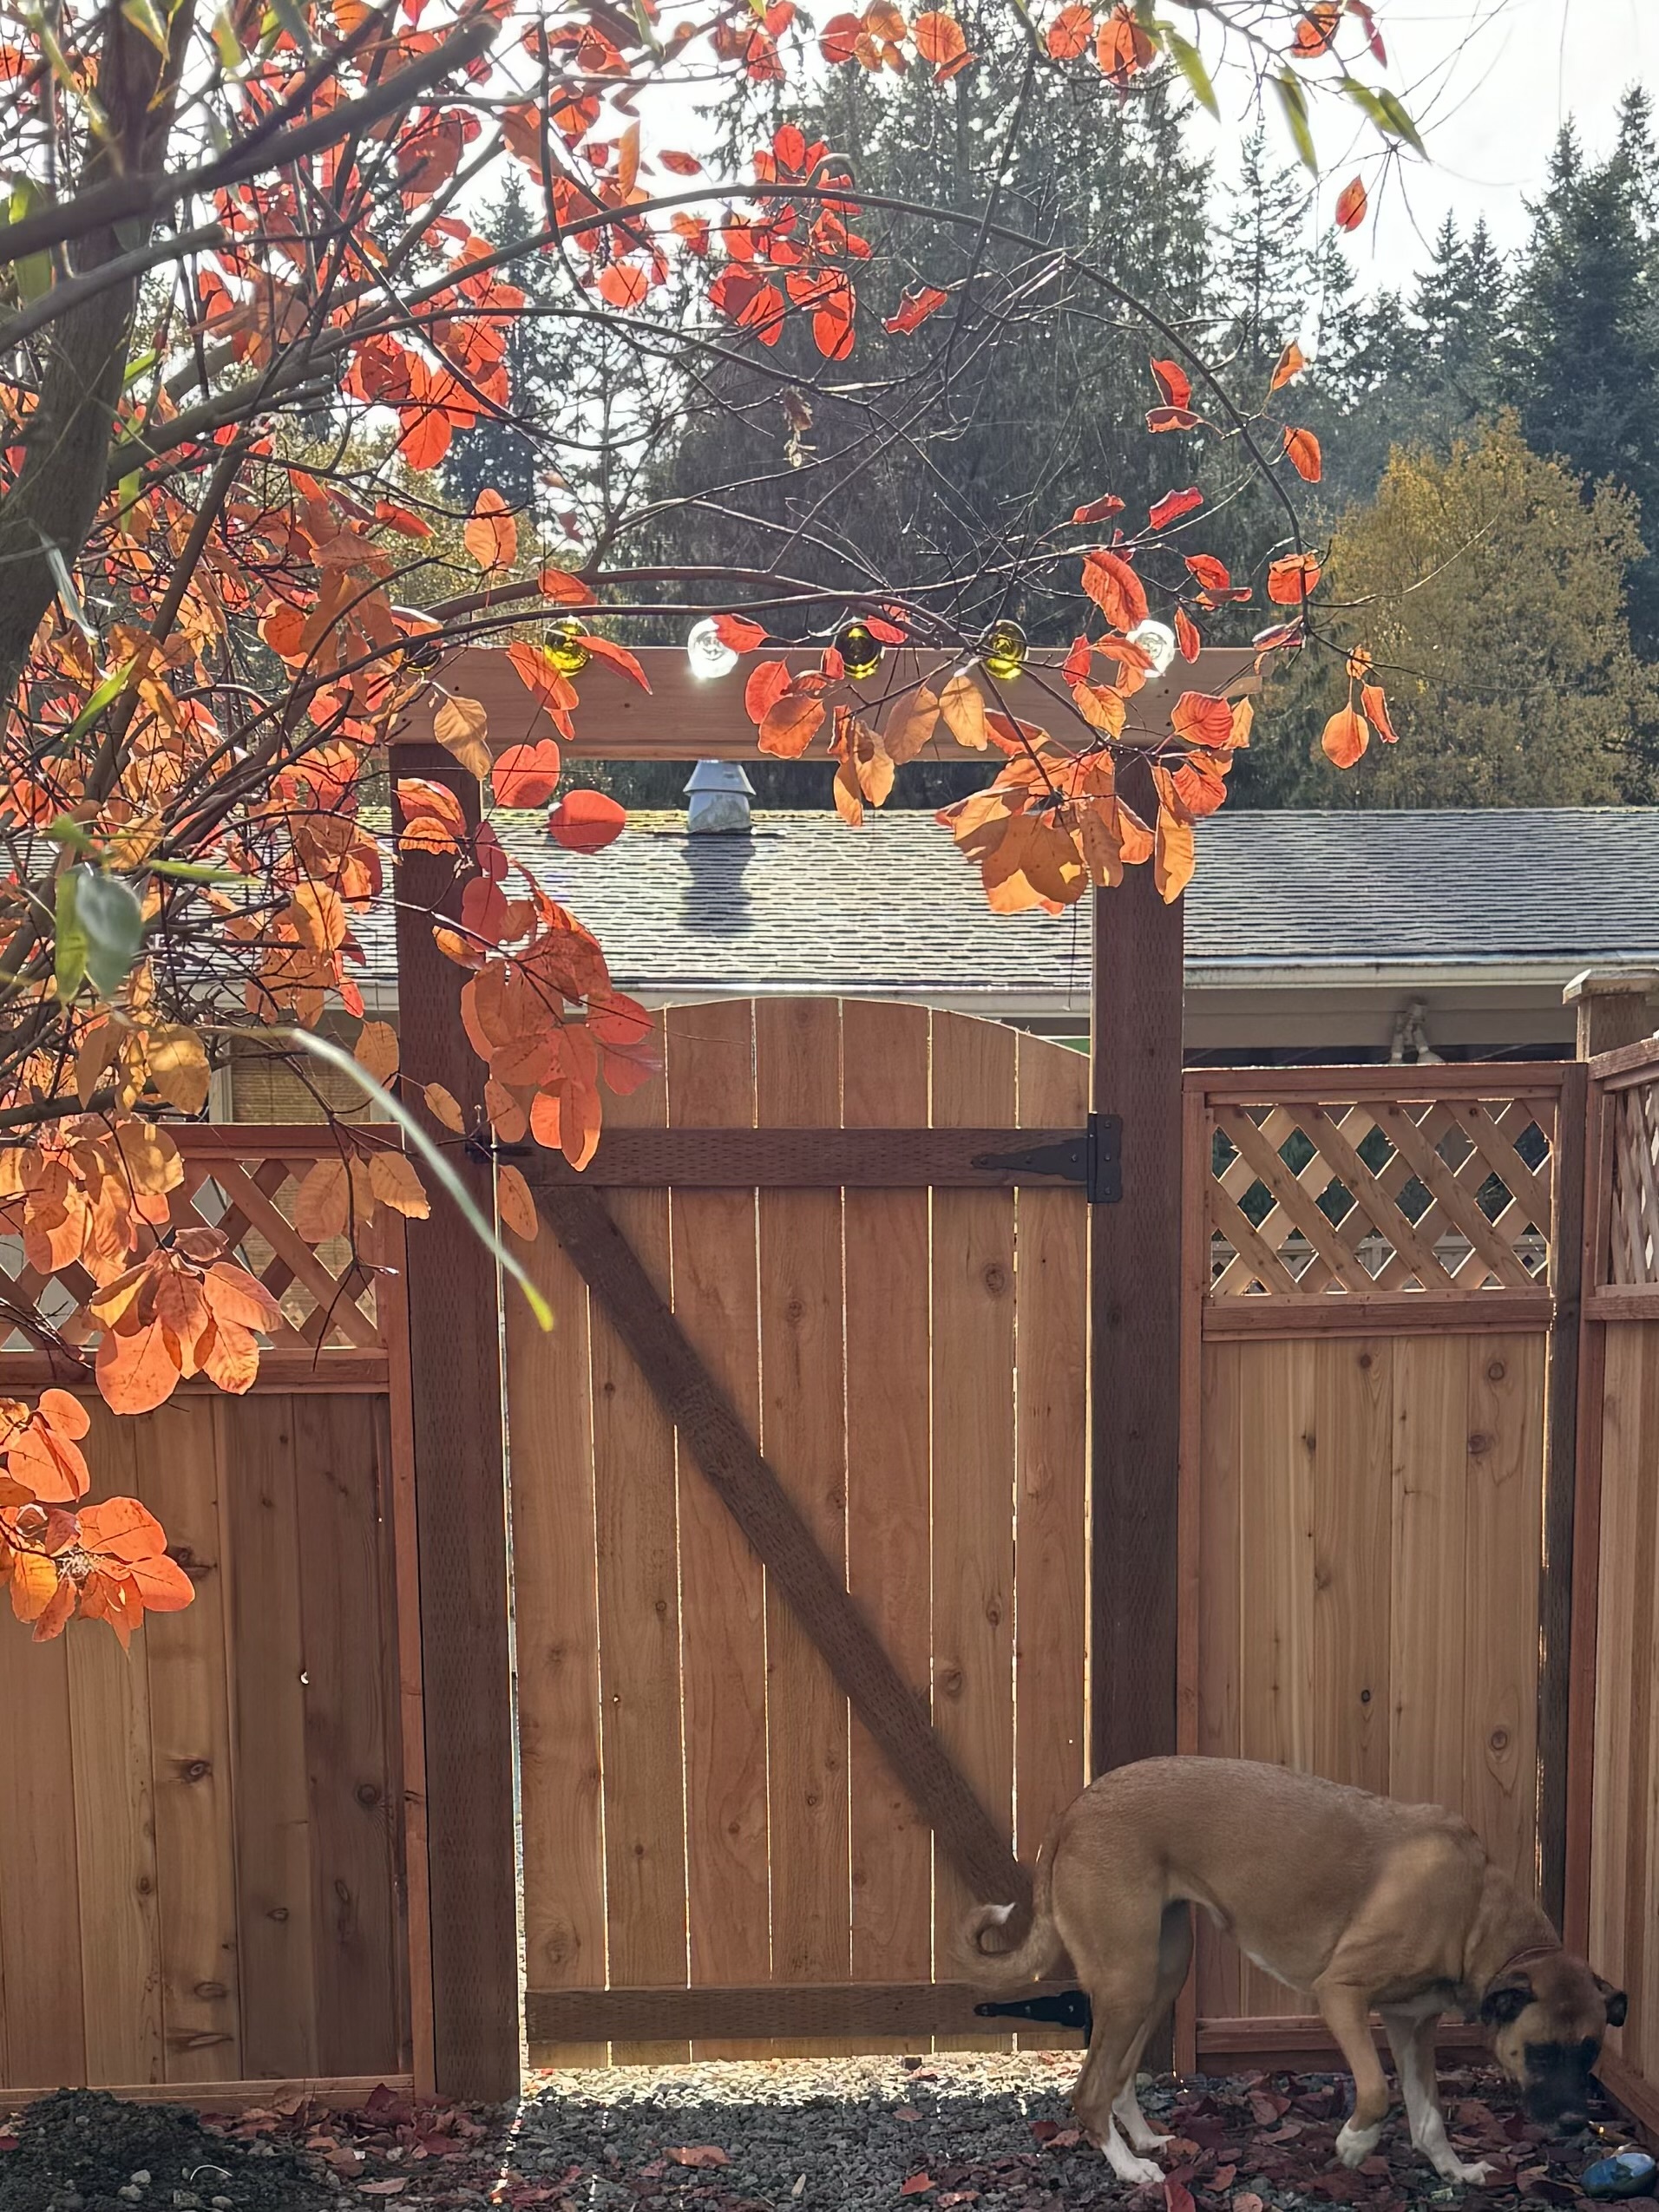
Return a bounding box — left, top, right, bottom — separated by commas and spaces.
1485, 1939, 1560, 1993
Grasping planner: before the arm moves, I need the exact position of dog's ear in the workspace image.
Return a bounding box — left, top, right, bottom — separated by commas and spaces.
1480, 1975, 1533, 2028
1594, 1976, 1629, 2029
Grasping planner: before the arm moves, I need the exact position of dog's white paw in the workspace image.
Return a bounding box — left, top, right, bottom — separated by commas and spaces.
1126, 2127, 1173, 2156
1433, 2156, 1493, 2188
1092, 2127, 1166, 2189
1334, 2119, 1382, 2169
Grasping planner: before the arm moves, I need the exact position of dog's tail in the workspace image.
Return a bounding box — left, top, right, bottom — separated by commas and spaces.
954, 1841, 1063, 1993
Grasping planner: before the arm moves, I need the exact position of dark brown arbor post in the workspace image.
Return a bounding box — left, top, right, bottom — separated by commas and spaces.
390, 742, 520, 2102
1089, 767, 1184, 1780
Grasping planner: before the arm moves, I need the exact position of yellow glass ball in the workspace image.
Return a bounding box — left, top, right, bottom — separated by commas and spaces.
546, 618, 590, 677
836, 621, 882, 682
979, 620, 1028, 682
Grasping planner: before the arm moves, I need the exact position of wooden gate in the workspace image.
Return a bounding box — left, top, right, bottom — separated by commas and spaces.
503, 998, 1091, 2062
1177, 1064, 1578, 2073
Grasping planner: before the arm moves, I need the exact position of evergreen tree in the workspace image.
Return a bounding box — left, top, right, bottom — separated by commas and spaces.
443, 173, 566, 520
1514, 91, 1659, 681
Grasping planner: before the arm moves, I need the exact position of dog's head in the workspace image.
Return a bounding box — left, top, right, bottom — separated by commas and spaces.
1479, 1951, 1626, 2126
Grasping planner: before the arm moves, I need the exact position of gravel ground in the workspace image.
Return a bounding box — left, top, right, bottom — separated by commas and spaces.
7, 2057, 1648, 2212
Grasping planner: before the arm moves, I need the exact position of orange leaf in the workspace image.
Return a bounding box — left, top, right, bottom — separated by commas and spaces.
883, 284, 949, 335
1170, 691, 1233, 748
462, 489, 518, 573
744, 658, 793, 724
497, 1164, 539, 1242
1150, 357, 1191, 410
294, 1157, 349, 1243
661, 149, 703, 175
1081, 549, 1148, 632
939, 672, 988, 749
1361, 682, 1399, 742
883, 685, 941, 764
434, 694, 490, 781
539, 568, 595, 606
369, 1154, 431, 1220
1267, 553, 1321, 606
1175, 605, 1202, 663
1283, 427, 1322, 483
494, 740, 563, 808
1321, 705, 1369, 768
423, 1082, 465, 1133
548, 790, 628, 851
596, 260, 650, 311
713, 613, 767, 652
1335, 175, 1368, 232
913, 8, 966, 67
1045, 2, 1092, 57
95, 1316, 182, 1416
1154, 805, 1195, 902
1071, 492, 1125, 526
758, 690, 827, 758
1146, 406, 1202, 433
1270, 340, 1307, 391
1071, 681, 1125, 736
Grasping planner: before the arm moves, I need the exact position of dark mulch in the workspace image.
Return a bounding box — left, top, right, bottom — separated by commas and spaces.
3, 2060, 1653, 2209
0, 2088, 329, 2212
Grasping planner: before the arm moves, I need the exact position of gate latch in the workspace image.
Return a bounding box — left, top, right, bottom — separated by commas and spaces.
969, 1111, 1121, 1204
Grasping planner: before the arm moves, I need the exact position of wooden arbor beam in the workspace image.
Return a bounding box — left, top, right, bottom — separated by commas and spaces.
400, 644, 1259, 761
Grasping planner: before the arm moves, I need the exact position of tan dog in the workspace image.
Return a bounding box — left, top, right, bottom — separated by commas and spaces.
964, 1757, 1625, 2190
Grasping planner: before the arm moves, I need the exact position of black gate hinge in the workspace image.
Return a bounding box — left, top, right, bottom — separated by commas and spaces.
970, 1111, 1121, 1204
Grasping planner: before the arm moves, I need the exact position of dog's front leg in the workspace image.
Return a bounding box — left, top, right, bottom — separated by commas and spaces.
1314, 1978, 1393, 2167
1381, 2010, 1493, 2187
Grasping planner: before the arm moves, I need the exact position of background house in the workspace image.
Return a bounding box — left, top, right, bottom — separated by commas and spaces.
221, 804, 1659, 1117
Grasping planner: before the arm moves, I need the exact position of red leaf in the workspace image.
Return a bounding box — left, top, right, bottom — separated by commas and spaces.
1045, 2, 1092, 57
866, 613, 908, 644
914, 10, 967, 68
1170, 691, 1234, 748
578, 633, 652, 690
1270, 340, 1307, 391
666, 2148, 729, 2169
1174, 605, 1202, 662
660, 149, 703, 174
713, 613, 767, 652
539, 567, 595, 606
548, 790, 627, 851
884, 283, 949, 335
1361, 681, 1399, 741
1081, 548, 1148, 632
814, 301, 856, 359
1283, 427, 1322, 482
494, 740, 563, 808
1268, 552, 1322, 605
1071, 492, 1125, 526
1335, 174, 1368, 232
596, 260, 649, 311
1151, 357, 1192, 409
900, 2178, 934, 2198
1149, 485, 1203, 532
744, 658, 793, 723
1184, 553, 1232, 592
1147, 406, 1201, 433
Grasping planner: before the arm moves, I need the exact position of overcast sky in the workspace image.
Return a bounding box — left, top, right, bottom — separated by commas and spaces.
1274, 0, 1659, 294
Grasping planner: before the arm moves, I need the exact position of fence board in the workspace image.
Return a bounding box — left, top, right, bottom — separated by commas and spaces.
292, 1393, 400, 2075
138, 1404, 242, 2082
1388, 1339, 1469, 1816
844, 1003, 934, 2002
1309, 1339, 1392, 1796
1193, 1339, 1243, 2025
590, 1024, 689, 2065
1012, 1032, 1089, 2051
220, 1395, 317, 2081
508, 1208, 607, 2067
931, 1013, 1018, 2053
0, 1622, 85, 2085
1464, 1334, 1546, 1893
666, 1001, 772, 2059
67, 1412, 163, 2088
756, 999, 851, 2041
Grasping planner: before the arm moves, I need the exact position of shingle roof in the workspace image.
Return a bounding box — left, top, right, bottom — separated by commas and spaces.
354, 807, 1659, 1011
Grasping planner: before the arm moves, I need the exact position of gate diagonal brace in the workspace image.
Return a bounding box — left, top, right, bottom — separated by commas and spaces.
531, 1174, 1032, 1922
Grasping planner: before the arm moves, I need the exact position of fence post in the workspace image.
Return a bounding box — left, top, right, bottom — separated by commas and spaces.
1089, 769, 1184, 1781
390, 743, 520, 2102
1538, 1057, 1587, 1934
1564, 968, 1659, 1058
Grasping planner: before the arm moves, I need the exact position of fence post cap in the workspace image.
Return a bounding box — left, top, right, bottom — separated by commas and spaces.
1562, 966, 1659, 1005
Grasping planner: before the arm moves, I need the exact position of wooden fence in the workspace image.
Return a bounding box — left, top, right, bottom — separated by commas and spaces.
504, 998, 1091, 2063
0, 1131, 421, 2105
1570, 1036, 1659, 2134
1177, 1064, 1578, 2073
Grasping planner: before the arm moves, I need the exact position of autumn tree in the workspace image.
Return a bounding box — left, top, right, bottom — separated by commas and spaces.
1239, 416, 1656, 808
0, 0, 1420, 1643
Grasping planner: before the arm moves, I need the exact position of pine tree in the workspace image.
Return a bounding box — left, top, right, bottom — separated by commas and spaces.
1216, 121, 1313, 383
1515, 93, 1659, 669
443, 172, 560, 520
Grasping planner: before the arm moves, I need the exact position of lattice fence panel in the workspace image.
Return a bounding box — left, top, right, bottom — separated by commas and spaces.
1610, 1078, 1659, 1286
1205, 1090, 1558, 1299
0, 1137, 386, 1360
